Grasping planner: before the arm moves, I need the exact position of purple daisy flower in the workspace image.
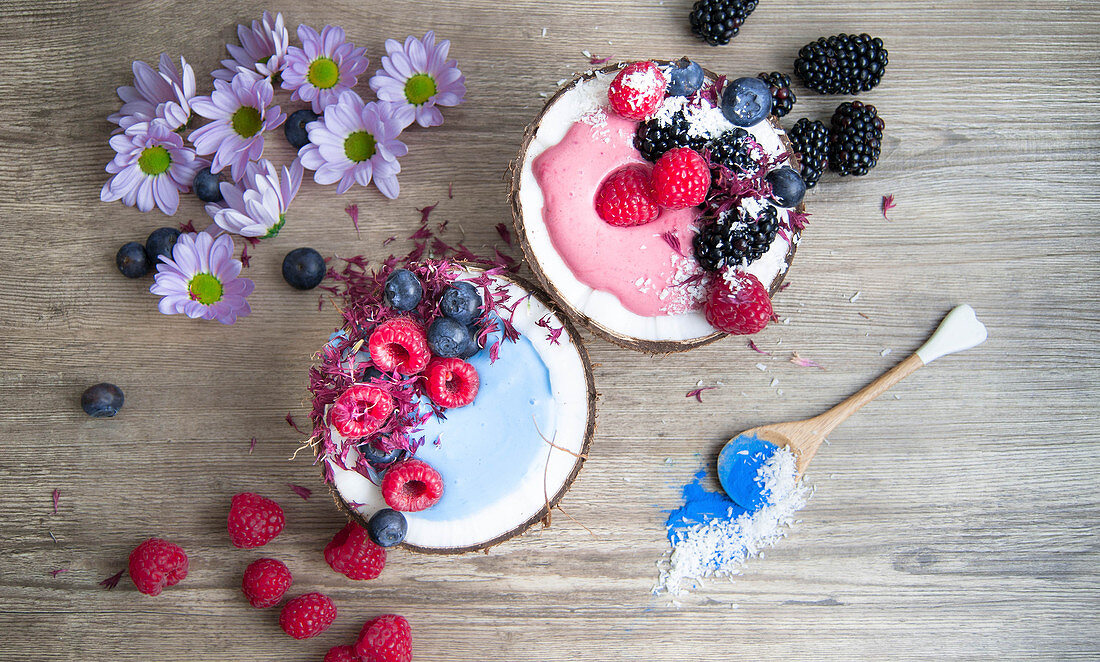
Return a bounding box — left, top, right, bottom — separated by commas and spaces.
108, 54, 197, 132
281, 24, 369, 113
150, 232, 254, 325
212, 11, 289, 82
100, 121, 205, 215
188, 71, 286, 181
298, 91, 410, 198
206, 158, 304, 238
369, 31, 466, 128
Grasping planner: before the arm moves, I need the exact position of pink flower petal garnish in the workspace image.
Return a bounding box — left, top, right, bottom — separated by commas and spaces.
345, 204, 361, 239
288, 483, 312, 500
178, 219, 197, 233
52, 489, 59, 514
286, 413, 307, 434
382, 235, 397, 246
882, 194, 896, 221
790, 351, 826, 370
417, 203, 438, 225
49, 569, 69, 578
318, 295, 324, 311
447, 181, 454, 199
686, 386, 717, 403
590, 55, 611, 65
99, 570, 124, 590
495, 223, 513, 247
249, 437, 257, 454
660, 230, 683, 256
240, 242, 250, 268
748, 339, 771, 356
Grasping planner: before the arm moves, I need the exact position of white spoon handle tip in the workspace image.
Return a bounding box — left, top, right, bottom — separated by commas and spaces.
916, 304, 988, 364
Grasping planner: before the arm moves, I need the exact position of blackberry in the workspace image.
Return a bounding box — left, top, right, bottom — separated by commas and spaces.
635, 111, 707, 162
689, 0, 759, 46
757, 72, 795, 118
693, 202, 780, 272
707, 128, 759, 176
828, 101, 884, 176
794, 33, 888, 95
787, 118, 829, 188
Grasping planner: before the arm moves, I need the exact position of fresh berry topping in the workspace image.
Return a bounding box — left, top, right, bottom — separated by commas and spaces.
369, 318, 431, 375
707, 128, 760, 177
795, 33, 888, 95
282, 247, 326, 290
279, 592, 337, 639
227, 492, 285, 549
439, 281, 482, 324
116, 242, 150, 278
284, 108, 319, 149
757, 72, 795, 118
705, 271, 773, 335
829, 100, 884, 177
193, 167, 223, 203
330, 384, 395, 438
765, 166, 806, 208
651, 147, 711, 210
425, 357, 479, 408
689, 0, 759, 46
356, 614, 413, 662
721, 77, 772, 127
381, 459, 444, 512
81, 382, 124, 418
358, 439, 405, 466
607, 61, 667, 121
325, 646, 360, 662
241, 558, 292, 608
128, 538, 189, 596
666, 58, 705, 97
787, 118, 829, 188
636, 111, 708, 163
324, 521, 387, 580
693, 202, 780, 272
368, 508, 408, 548
145, 227, 181, 264
459, 327, 483, 359
427, 317, 474, 358
383, 268, 423, 311
594, 165, 660, 227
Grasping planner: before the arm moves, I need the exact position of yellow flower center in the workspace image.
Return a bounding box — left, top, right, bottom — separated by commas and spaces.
404, 73, 437, 105
231, 106, 263, 138
188, 272, 223, 305
137, 146, 171, 175
308, 57, 340, 89
344, 131, 376, 162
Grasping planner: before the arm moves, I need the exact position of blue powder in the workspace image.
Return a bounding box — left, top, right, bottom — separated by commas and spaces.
716, 434, 779, 510
665, 470, 749, 546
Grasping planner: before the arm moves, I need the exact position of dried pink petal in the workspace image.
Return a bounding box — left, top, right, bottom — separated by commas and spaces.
382, 235, 397, 246
52, 489, 59, 514
288, 483, 312, 500
748, 339, 771, 356
660, 230, 683, 256
345, 204, 361, 238
590, 55, 611, 65
178, 219, 197, 233
447, 181, 454, 199
417, 203, 438, 225
317, 295, 324, 312
790, 351, 826, 370
99, 569, 124, 590
286, 413, 307, 434
685, 386, 717, 403
495, 223, 513, 247
49, 569, 69, 578
249, 437, 257, 455
882, 194, 896, 221
240, 242, 250, 268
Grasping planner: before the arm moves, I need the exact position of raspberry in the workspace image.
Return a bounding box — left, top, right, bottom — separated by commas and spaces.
704, 271, 773, 335
329, 384, 395, 439
651, 147, 710, 210
355, 614, 412, 662
607, 61, 666, 121
594, 165, 659, 227
324, 521, 387, 580
381, 459, 444, 512
368, 318, 431, 375
128, 538, 188, 596
241, 558, 292, 608
425, 357, 479, 408
279, 592, 337, 640
325, 646, 360, 662
227, 492, 285, 549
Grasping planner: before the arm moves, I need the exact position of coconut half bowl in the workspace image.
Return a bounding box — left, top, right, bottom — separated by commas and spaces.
318, 268, 597, 554
508, 62, 805, 354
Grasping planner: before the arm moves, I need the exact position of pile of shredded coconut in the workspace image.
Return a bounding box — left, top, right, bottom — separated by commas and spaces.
655, 446, 811, 597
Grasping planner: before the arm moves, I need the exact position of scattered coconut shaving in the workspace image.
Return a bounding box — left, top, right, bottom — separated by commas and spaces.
655, 446, 810, 596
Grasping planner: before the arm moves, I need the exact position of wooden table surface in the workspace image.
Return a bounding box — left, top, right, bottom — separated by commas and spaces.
1, 1, 1097, 659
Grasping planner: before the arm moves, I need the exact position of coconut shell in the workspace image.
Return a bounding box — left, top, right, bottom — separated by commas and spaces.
318, 270, 598, 554
508, 62, 805, 354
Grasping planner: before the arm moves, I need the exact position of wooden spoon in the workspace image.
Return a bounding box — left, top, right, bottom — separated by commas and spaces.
718, 305, 988, 506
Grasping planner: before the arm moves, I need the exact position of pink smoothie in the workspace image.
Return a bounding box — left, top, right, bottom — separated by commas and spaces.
532, 114, 704, 317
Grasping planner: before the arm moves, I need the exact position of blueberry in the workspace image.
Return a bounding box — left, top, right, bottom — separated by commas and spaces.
367, 508, 407, 548
721, 77, 773, 127
667, 58, 704, 97
765, 166, 806, 208
383, 269, 423, 311
81, 383, 124, 418
428, 317, 473, 358
192, 167, 223, 203
363, 366, 385, 382
145, 227, 181, 265
439, 282, 482, 325
459, 325, 482, 359
282, 247, 326, 290
116, 241, 149, 278
357, 439, 404, 466
284, 109, 319, 149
